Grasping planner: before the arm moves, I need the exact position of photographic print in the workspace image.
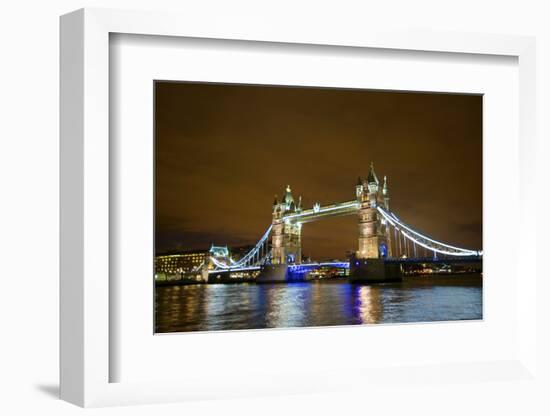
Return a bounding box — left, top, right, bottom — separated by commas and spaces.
154, 82, 482, 333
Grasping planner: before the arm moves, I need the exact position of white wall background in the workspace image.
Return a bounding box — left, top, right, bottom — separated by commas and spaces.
0, 1, 549, 415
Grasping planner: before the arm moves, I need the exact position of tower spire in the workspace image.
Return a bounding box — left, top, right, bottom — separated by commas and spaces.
367, 162, 379, 194
356, 176, 364, 201
367, 162, 379, 185
284, 185, 294, 209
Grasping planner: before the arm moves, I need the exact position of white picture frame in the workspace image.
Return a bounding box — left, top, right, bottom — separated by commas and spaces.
60, 7, 537, 407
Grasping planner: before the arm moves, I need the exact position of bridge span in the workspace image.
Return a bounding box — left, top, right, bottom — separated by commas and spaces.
202, 163, 481, 283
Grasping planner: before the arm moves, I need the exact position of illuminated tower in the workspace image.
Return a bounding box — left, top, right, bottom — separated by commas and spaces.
271, 186, 302, 265
271, 195, 285, 264
356, 163, 390, 259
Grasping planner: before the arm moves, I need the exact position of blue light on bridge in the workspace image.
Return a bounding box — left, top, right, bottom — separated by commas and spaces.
379, 242, 388, 258
286, 261, 350, 282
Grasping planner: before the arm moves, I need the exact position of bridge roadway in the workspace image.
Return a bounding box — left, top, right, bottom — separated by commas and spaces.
209, 256, 482, 273
207, 256, 482, 283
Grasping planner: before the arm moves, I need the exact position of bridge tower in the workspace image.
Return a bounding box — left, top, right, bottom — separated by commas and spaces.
351, 163, 400, 282
271, 195, 285, 264
271, 186, 302, 265
356, 163, 390, 259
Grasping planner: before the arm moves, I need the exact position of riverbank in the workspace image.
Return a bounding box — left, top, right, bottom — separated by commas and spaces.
155, 272, 481, 287
401, 272, 482, 286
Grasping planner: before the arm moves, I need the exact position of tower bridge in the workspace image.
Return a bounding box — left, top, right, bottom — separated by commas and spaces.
204, 163, 482, 283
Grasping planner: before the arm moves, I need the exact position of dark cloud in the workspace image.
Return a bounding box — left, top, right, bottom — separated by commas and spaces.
155, 82, 482, 259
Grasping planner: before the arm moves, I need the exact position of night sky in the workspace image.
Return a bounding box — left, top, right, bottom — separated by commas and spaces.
155, 82, 482, 260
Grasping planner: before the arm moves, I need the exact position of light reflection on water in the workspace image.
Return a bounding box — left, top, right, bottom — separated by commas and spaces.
155, 277, 482, 333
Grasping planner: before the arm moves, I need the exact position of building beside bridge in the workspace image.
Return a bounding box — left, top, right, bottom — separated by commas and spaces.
155, 244, 255, 281
155, 250, 208, 276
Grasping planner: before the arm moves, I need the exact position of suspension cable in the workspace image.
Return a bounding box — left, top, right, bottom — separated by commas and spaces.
379, 207, 481, 256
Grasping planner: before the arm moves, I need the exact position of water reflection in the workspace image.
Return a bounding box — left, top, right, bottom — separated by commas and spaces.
355, 286, 381, 324
155, 277, 482, 333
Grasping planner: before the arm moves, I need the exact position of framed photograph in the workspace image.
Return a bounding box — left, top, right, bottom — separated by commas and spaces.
153, 80, 483, 334
60, 8, 537, 407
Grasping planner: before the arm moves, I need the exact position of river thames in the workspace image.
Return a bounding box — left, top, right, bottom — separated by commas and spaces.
155, 275, 482, 333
